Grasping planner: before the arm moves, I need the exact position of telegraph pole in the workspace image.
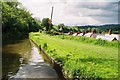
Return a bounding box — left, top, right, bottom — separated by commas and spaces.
49, 6, 54, 31
51, 6, 54, 21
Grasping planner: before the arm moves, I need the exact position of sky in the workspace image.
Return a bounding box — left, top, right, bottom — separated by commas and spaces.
19, 0, 119, 26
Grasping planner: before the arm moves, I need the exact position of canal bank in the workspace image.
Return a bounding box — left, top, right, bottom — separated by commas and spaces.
30, 39, 66, 80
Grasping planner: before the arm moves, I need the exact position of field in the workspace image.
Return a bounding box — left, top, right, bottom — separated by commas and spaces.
30, 32, 118, 79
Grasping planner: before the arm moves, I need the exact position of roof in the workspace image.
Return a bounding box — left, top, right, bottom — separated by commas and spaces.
84, 33, 92, 37
72, 33, 78, 36
91, 34, 97, 38
77, 33, 84, 36
68, 32, 119, 42
96, 34, 119, 42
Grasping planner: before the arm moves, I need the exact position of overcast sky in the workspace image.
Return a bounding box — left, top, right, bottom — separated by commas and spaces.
19, 0, 119, 26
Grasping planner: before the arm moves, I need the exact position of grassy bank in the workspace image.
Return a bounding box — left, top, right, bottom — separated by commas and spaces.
52, 35, 118, 48
30, 32, 118, 79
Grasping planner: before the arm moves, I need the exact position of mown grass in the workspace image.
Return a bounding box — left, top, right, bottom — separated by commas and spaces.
30, 32, 118, 79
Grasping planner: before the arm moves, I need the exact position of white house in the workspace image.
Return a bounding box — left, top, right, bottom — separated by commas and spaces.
110, 34, 119, 41
84, 33, 92, 37
96, 34, 119, 42
83, 32, 97, 38
72, 33, 78, 36
91, 34, 98, 38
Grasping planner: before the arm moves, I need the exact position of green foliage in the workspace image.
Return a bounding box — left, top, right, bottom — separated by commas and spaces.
57, 23, 64, 32
43, 43, 48, 50
41, 18, 53, 31
2, 1, 41, 44
30, 32, 118, 79
50, 29, 60, 35
41, 18, 49, 31
53, 35, 118, 48
55, 24, 120, 34
59, 26, 82, 33
79, 25, 120, 34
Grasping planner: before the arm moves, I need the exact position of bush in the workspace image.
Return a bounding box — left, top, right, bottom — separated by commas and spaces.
43, 43, 48, 50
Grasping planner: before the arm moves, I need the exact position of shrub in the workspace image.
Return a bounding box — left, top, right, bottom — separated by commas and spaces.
43, 43, 48, 50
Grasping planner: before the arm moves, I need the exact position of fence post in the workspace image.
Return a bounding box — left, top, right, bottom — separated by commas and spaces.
39, 45, 41, 53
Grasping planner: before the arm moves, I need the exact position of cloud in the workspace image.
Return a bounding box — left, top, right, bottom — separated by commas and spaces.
76, 2, 118, 12
19, 0, 119, 25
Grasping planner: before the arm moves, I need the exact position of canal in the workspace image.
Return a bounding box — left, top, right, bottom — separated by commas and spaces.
2, 39, 58, 80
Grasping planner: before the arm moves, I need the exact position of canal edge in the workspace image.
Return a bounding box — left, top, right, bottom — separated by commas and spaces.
29, 38, 67, 80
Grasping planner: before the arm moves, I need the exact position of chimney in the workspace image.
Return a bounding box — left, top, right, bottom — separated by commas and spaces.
82, 32, 85, 36
108, 29, 112, 35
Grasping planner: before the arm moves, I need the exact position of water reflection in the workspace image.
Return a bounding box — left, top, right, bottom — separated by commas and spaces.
13, 62, 58, 79
2, 39, 58, 80
13, 46, 58, 79
2, 39, 32, 79
2, 53, 21, 79
30, 47, 44, 63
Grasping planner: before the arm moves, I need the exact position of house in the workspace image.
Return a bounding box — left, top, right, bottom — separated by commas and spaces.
77, 33, 83, 36
109, 34, 119, 41
67, 32, 73, 35
77, 32, 85, 36
68, 29, 119, 42
84, 33, 92, 37
95, 29, 119, 41
72, 32, 80, 36
90, 34, 97, 38
72, 33, 77, 36
96, 34, 119, 42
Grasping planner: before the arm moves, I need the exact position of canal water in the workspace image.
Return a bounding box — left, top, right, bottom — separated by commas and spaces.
2, 39, 58, 80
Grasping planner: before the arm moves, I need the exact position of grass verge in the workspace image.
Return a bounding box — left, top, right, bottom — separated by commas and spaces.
30, 32, 118, 79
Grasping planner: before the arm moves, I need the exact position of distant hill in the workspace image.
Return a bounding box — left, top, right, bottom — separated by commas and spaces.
79, 24, 120, 34
80, 24, 120, 29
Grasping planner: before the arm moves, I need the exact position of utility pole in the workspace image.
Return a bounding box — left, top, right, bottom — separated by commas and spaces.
49, 6, 54, 31
51, 6, 54, 21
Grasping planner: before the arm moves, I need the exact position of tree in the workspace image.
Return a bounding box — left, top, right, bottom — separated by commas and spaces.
58, 23, 64, 32
2, 1, 41, 44
87, 28, 91, 32
41, 18, 52, 31
76, 26, 81, 32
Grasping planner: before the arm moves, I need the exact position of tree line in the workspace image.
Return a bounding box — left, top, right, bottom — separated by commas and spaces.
2, 1, 40, 44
